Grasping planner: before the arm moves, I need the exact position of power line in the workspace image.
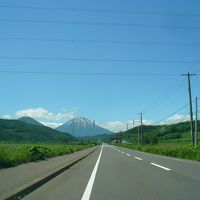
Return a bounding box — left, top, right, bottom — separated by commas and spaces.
154, 103, 190, 124
0, 56, 198, 64
1, 18, 200, 30
142, 78, 185, 113
0, 5, 199, 17
0, 70, 179, 77
165, 112, 190, 125
142, 61, 200, 113
154, 97, 198, 125
1, 36, 200, 47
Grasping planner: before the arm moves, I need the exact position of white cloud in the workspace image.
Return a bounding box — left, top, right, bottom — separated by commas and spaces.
96, 114, 190, 133
2, 115, 12, 119
163, 114, 190, 125
101, 121, 126, 132
15, 107, 77, 121
40, 121, 63, 129
101, 119, 155, 132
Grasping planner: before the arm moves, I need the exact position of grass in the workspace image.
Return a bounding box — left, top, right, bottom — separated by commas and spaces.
0, 143, 95, 168
115, 143, 200, 161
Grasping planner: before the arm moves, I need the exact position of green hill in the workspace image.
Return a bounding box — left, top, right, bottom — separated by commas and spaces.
0, 119, 73, 143
18, 116, 44, 126
103, 121, 200, 144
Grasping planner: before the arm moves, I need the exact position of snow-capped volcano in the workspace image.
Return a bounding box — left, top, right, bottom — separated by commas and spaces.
65, 117, 94, 127
56, 117, 112, 137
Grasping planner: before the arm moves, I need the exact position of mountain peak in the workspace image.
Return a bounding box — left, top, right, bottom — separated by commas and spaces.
56, 117, 112, 137
66, 117, 94, 127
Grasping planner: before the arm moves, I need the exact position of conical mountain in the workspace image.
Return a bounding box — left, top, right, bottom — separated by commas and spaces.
56, 117, 112, 137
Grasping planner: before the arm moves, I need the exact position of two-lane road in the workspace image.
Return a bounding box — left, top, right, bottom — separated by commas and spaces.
24, 145, 200, 200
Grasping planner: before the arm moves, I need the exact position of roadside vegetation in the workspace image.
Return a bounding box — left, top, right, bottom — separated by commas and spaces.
0, 143, 95, 168
116, 143, 200, 161
106, 121, 200, 161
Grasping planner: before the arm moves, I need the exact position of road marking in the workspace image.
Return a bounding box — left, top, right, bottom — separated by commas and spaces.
150, 163, 171, 171
110, 147, 120, 152
126, 153, 131, 157
81, 145, 103, 200
134, 157, 143, 160
121, 151, 125, 154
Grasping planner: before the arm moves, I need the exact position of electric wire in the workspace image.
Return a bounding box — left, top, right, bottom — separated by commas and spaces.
1, 37, 200, 47
154, 103, 189, 124
142, 62, 200, 114
0, 18, 200, 30
0, 56, 197, 64
0, 70, 180, 77
0, 5, 199, 17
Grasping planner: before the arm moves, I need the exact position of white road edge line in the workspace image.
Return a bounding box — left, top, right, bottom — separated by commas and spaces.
81, 145, 103, 200
126, 153, 131, 157
150, 163, 171, 171
134, 157, 143, 160
121, 151, 125, 154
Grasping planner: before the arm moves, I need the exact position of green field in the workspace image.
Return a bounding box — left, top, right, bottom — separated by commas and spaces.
0, 143, 94, 168
116, 143, 200, 161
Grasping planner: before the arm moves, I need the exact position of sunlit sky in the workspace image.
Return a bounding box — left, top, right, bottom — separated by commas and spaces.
0, 0, 200, 132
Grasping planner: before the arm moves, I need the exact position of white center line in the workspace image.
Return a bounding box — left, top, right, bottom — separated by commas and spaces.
81, 145, 103, 200
150, 163, 171, 171
134, 157, 143, 160
121, 151, 125, 154
126, 153, 131, 157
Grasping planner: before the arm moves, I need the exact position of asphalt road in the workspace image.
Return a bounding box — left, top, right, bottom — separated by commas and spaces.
24, 144, 200, 200
0, 147, 96, 200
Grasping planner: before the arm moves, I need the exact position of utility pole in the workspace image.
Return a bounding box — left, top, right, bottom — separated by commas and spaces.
195, 97, 198, 147
72, 121, 76, 144
120, 130, 122, 143
138, 113, 144, 145
181, 73, 196, 146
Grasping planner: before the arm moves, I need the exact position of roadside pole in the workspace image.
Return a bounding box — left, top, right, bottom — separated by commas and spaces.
73, 122, 75, 150
195, 97, 198, 147
181, 73, 196, 146
138, 126, 140, 145
138, 113, 144, 145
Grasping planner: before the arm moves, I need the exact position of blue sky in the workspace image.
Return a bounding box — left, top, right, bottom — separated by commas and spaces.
0, 0, 200, 132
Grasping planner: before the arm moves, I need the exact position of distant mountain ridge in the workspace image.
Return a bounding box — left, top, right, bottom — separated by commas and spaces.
18, 116, 44, 126
0, 119, 73, 142
102, 121, 200, 143
56, 117, 112, 137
